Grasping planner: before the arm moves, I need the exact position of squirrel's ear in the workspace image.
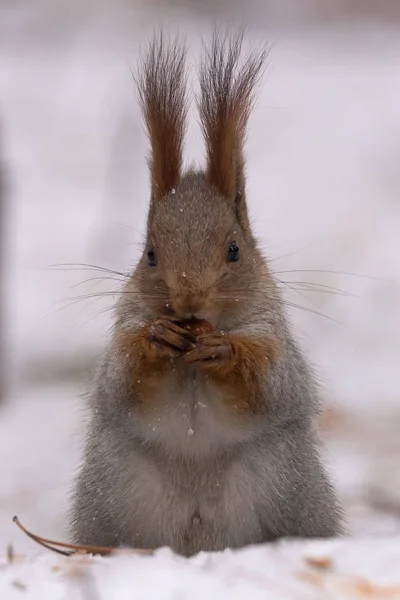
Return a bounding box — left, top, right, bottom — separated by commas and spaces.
136, 31, 188, 202
199, 29, 268, 233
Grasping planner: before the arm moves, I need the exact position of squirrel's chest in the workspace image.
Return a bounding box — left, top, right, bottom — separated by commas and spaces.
136, 371, 246, 456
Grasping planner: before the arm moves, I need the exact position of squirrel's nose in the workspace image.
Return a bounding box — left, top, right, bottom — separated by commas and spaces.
171, 294, 206, 319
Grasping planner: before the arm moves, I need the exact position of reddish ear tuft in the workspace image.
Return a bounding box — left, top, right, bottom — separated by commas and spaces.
136, 32, 188, 202
199, 29, 269, 232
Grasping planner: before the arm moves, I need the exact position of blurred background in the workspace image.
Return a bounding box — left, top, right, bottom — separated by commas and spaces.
0, 0, 400, 552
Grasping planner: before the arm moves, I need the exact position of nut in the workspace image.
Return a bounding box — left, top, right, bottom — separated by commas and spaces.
182, 318, 214, 337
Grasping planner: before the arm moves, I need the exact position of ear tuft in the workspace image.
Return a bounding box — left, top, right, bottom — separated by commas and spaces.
199, 28, 269, 231
136, 31, 188, 201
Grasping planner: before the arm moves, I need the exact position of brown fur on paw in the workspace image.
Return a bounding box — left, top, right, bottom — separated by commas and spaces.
184, 332, 280, 413
184, 333, 232, 366
146, 317, 196, 358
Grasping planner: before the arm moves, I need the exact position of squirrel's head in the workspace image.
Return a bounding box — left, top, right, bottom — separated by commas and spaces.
129, 30, 271, 327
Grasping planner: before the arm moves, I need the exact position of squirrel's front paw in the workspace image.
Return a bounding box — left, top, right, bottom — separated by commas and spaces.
146, 317, 196, 359
184, 333, 233, 368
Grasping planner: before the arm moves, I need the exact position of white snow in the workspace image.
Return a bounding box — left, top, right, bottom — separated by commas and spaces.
1, 537, 400, 599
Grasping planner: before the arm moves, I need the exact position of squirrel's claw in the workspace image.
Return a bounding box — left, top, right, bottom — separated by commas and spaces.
184, 333, 233, 364
147, 317, 196, 354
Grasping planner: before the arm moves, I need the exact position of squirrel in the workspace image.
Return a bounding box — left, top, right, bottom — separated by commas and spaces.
69, 30, 344, 556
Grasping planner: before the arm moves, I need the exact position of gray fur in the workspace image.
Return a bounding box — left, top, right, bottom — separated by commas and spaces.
69, 185, 343, 555
70, 298, 343, 554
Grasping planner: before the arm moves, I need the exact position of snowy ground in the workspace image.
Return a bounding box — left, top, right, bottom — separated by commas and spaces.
0, 2, 400, 597
2, 536, 400, 599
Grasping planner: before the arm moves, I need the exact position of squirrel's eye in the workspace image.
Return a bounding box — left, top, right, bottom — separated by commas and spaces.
147, 248, 156, 267
227, 241, 239, 262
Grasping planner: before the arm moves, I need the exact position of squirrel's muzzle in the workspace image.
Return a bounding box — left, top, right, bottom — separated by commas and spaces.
171, 293, 209, 320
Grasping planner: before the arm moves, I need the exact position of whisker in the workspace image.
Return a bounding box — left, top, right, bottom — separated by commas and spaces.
47, 262, 130, 279
107, 221, 146, 239
38, 294, 113, 323
78, 305, 119, 328
266, 245, 312, 264
278, 280, 320, 311
217, 278, 357, 298
212, 292, 344, 325
271, 269, 388, 282
277, 281, 357, 298
51, 296, 114, 315
282, 286, 350, 297
281, 301, 345, 325
80, 299, 145, 327
56, 291, 168, 306
71, 276, 128, 290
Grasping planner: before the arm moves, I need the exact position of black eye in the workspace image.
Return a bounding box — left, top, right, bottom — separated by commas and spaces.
227, 241, 239, 262
147, 248, 156, 267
